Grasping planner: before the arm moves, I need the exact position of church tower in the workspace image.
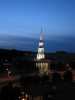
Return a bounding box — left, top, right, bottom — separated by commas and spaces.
36, 29, 45, 60
36, 29, 50, 76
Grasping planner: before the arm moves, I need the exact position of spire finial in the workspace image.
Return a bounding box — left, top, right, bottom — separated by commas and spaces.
41, 26, 43, 33
40, 26, 44, 41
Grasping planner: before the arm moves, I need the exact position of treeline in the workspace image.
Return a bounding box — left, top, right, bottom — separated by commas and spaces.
0, 49, 75, 60
0, 49, 75, 74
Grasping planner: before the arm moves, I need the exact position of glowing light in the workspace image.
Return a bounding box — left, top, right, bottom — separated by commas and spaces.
25, 94, 28, 98
39, 42, 44, 46
21, 98, 26, 100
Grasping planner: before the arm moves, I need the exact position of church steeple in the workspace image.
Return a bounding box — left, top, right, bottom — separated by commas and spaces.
35, 28, 50, 75
36, 29, 45, 60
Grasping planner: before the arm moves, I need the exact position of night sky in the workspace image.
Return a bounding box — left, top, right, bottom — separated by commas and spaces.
0, 0, 75, 52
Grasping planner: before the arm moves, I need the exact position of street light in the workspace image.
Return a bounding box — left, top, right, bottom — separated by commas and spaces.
21, 98, 26, 100
20, 91, 29, 100
6, 68, 11, 77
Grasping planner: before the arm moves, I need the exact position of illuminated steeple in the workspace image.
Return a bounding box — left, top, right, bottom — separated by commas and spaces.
35, 28, 50, 75
36, 29, 45, 60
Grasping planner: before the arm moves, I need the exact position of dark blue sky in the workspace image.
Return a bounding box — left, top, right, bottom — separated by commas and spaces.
0, 0, 75, 52
0, 0, 75, 37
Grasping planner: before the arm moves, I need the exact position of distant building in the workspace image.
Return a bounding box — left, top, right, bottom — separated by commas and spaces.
35, 29, 50, 75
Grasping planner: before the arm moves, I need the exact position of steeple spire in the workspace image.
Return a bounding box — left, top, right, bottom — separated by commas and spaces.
36, 29, 45, 60
41, 26, 43, 33
40, 27, 44, 41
